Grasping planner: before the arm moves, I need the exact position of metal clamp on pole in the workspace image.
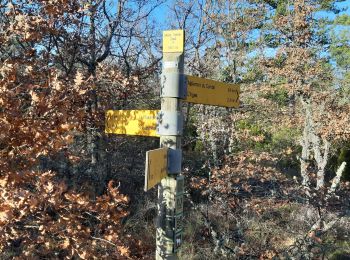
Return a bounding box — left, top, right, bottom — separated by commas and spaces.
161, 72, 187, 99
167, 149, 182, 174
157, 111, 184, 136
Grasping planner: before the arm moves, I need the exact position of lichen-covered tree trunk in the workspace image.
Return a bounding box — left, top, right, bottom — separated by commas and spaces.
300, 98, 312, 188
312, 134, 329, 190
87, 88, 98, 165
300, 98, 338, 191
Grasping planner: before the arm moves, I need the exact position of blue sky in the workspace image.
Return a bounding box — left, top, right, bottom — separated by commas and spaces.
315, 0, 350, 19
151, 0, 350, 26
150, 0, 349, 59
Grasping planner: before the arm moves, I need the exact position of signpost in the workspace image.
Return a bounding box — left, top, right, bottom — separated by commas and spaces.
105, 110, 159, 137
156, 29, 185, 260
163, 30, 184, 53
105, 29, 240, 260
145, 148, 168, 191
185, 75, 240, 108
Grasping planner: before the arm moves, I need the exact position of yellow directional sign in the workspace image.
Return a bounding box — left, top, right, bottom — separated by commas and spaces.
185, 75, 240, 108
145, 148, 168, 191
163, 30, 184, 53
105, 110, 160, 137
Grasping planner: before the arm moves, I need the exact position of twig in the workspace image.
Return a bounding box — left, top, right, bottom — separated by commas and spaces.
83, 211, 101, 221
24, 225, 40, 229
91, 236, 116, 246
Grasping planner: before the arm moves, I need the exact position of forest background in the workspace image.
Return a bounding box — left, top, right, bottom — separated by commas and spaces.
0, 0, 350, 259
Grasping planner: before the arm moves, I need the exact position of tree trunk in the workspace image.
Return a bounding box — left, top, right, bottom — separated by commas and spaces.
312, 135, 329, 190
300, 98, 312, 188
328, 162, 347, 195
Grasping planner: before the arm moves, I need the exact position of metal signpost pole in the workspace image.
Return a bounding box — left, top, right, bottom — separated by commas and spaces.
105, 29, 239, 260
156, 30, 185, 260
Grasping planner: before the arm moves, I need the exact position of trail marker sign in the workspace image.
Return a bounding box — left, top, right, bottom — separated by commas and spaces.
144, 147, 168, 191
105, 29, 241, 260
185, 75, 240, 108
105, 110, 159, 137
163, 30, 184, 53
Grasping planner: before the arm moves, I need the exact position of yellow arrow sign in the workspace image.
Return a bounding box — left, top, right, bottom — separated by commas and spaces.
145, 147, 168, 191
185, 75, 240, 108
105, 110, 160, 137
163, 29, 184, 53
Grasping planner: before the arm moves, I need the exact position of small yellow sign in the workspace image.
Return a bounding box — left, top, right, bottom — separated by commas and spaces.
105, 110, 160, 137
145, 148, 168, 191
163, 30, 184, 53
185, 75, 240, 108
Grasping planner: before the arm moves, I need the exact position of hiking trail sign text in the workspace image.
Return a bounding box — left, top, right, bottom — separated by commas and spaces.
185, 75, 240, 108
105, 109, 159, 137
163, 30, 184, 53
